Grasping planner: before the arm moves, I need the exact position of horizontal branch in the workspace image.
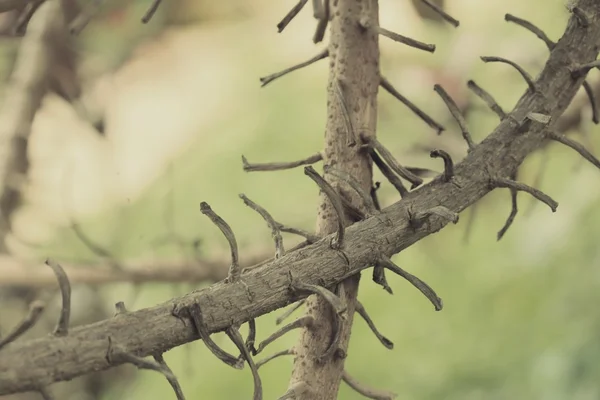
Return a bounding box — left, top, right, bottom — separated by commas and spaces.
1, 1, 600, 394
0, 252, 270, 289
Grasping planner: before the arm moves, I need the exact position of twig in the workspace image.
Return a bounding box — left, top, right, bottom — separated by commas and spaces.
242, 153, 322, 172
547, 131, 600, 170
184, 303, 242, 368
304, 166, 346, 248
276, 300, 306, 325
141, 0, 163, 23
256, 316, 314, 354
313, 0, 329, 43
226, 327, 262, 400
342, 370, 397, 400
434, 84, 475, 150
582, 80, 600, 124
256, 349, 294, 369
419, 0, 459, 27
355, 301, 393, 349
369, 148, 408, 197
0, 300, 44, 351
360, 18, 435, 52
462, 203, 477, 243
380, 76, 446, 134
70, 221, 122, 270
467, 80, 507, 119
491, 177, 558, 212
277, 224, 320, 243
290, 277, 347, 317
497, 171, 519, 241
277, 0, 309, 32
153, 353, 186, 400
504, 14, 556, 49
571, 60, 600, 79
377, 256, 443, 311
240, 194, 285, 259
480, 56, 536, 92
200, 202, 240, 282
363, 136, 423, 188
370, 182, 382, 211
372, 266, 393, 294
260, 49, 329, 87
45, 259, 71, 336
430, 149, 454, 182
245, 319, 258, 355
311, 0, 324, 19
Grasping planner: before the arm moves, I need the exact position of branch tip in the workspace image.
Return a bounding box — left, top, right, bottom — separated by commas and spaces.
153, 353, 186, 400
342, 369, 397, 400
380, 76, 446, 134
356, 301, 394, 349
504, 13, 555, 50
45, 259, 71, 336
467, 79, 506, 119
419, 0, 459, 27
199, 202, 240, 282
256, 316, 313, 354
141, 0, 163, 24
491, 177, 558, 212
433, 84, 476, 150
242, 153, 323, 172
276, 300, 306, 325
240, 194, 285, 259
480, 56, 536, 92
547, 131, 600, 171
260, 49, 328, 87
377, 256, 443, 311
277, 0, 309, 32
0, 300, 45, 351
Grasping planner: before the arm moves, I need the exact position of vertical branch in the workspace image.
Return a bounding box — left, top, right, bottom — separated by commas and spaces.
0, 0, 64, 251
287, 0, 379, 398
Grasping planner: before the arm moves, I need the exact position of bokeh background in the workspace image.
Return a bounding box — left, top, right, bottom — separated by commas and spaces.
1, 0, 600, 399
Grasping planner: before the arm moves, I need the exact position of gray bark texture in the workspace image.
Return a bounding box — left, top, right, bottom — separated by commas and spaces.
1, 0, 600, 397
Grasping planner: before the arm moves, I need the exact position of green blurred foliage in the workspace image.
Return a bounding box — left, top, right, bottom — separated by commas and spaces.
20, 0, 600, 398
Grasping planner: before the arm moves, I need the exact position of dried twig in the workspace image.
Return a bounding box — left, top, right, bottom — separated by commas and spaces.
256, 316, 314, 354
481, 56, 536, 92
504, 13, 556, 49
467, 79, 506, 119
419, 0, 459, 27
359, 18, 435, 52
372, 265, 393, 294
141, 0, 163, 23
276, 300, 306, 325
256, 349, 294, 369
355, 301, 393, 349
369, 149, 408, 197
324, 166, 377, 215
240, 194, 285, 259
260, 49, 329, 87
497, 171, 519, 241
434, 84, 476, 150
377, 256, 443, 311
547, 131, 600, 170
184, 303, 242, 368
227, 327, 263, 400
342, 370, 397, 400
380, 76, 445, 134
304, 166, 346, 248
313, 0, 329, 43
277, 0, 309, 32
242, 153, 322, 172
430, 149, 454, 182
153, 353, 186, 400
290, 278, 347, 317
363, 136, 423, 188
0, 300, 44, 351
491, 177, 558, 212
45, 259, 71, 336
200, 202, 240, 282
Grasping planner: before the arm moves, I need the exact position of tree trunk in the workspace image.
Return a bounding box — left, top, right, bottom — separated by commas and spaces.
287, 0, 380, 398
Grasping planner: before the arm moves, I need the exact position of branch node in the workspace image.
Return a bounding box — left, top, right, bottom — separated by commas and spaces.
430, 149, 454, 182
369, 148, 409, 197
324, 165, 378, 215
568, 5, 589, 27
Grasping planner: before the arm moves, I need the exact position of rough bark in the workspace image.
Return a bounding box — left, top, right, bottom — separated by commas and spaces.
1, 0, 600, 397
286, 0, 379, 398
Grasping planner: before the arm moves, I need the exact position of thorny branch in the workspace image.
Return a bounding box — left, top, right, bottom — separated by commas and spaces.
2, 0, 600, 396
